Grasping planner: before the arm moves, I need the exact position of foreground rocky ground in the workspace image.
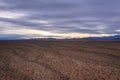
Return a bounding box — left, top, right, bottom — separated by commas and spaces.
0, 40, 120, 80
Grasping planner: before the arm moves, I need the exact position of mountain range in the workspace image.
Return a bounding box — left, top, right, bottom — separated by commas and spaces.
0, 35, 120, 40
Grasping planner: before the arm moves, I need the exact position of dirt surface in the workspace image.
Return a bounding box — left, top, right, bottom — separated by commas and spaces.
0, 40, 120, 80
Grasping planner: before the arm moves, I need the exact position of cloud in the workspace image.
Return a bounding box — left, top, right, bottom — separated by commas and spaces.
0, 0, 120, 39
0, 11, 26, 19
0, 22, 116, 39
0, 0, 8, 7
115, 30, 120, 32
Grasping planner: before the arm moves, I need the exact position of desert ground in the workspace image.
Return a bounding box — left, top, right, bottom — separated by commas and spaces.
0, 40, 120, 80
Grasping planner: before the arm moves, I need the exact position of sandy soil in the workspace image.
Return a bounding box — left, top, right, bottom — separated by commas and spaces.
0, 40, 120, 80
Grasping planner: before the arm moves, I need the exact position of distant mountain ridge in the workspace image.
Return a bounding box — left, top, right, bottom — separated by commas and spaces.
84, 35, 120, 40
30, 35, 120, 41
0, 35, 120, 40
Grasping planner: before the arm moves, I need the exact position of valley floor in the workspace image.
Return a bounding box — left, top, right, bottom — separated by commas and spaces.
0, 40, 120, 80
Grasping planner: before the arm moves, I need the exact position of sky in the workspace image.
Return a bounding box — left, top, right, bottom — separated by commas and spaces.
0, 0, 120, 39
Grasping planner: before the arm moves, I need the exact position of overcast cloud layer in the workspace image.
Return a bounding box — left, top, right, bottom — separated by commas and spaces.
0, 0, 120, 39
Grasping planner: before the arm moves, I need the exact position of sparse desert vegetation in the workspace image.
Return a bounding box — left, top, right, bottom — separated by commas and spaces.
0, 40, 120, 80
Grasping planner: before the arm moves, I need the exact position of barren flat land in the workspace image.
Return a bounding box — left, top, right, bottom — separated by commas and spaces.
0, 40, 120, 80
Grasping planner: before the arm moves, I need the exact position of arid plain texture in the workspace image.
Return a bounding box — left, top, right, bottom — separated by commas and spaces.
0, 40, 120, 80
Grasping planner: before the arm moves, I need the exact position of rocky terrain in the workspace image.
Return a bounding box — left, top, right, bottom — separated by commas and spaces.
0, 40, 120, 80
